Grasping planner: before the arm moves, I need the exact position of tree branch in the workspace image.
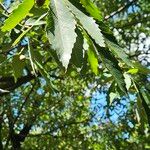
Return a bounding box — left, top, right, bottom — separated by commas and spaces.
0, 74, 35, 96
114, 15, 150, 29
104, 0, 138, 20
13, 82, 36, 124
0, 112, 4, 150
11, 123, 33, 150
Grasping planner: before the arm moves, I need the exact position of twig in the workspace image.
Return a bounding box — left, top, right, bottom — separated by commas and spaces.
13, 82, 36, 124
104, 0, 138, 20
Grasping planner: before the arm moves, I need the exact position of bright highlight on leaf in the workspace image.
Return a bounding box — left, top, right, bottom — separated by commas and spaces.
47, 0, 77, 69
127, 68, 139, 74
83, 32, 99, 75
87, 47, 99, 75
109, 92, 118, 104
0, 0, 150, 148
66, 0, 105, 48
124, 73, 131, 90
1, 0, 34, 32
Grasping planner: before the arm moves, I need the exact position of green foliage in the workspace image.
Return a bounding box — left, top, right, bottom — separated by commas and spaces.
106, 39, 133, 67
87, 42, 98, 75
0, 0, 150, 149
36, 0, 46, 7
80, 0, 103, 21
1, 0, 34, 32
66, 1, 105, 48
12, 54, 26, 82
47, 0, 77, 69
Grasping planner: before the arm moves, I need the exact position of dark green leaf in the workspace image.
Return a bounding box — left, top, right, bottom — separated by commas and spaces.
12, 54, 25, 82
97, 46, 127, 93
70, 28, 84, 68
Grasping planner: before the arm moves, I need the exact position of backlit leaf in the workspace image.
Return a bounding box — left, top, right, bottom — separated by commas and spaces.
80, 0, 103, 21
1, 0, 34, 32
47, 0, 77, 69
83, 32, 99, 75
66, 0, 105, 47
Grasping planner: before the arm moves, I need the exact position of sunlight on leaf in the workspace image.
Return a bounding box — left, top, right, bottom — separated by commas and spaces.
1, 0, 34, 32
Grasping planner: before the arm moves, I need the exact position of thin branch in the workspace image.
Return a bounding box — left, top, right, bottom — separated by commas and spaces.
104, 0, 138, 20
0, 74, 36, 97
0, 2, 9, 14
0, 112, 4, 150
0, 44, 27, 55
13, 82, 36, 124
11, 123, 33, 149
5, 99, 15, 149
114, 15, 150, 29
0, 46, 17, 55
0, 72, 64, 97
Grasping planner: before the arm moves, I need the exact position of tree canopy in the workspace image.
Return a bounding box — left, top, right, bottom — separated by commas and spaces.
0, 0, 150, 149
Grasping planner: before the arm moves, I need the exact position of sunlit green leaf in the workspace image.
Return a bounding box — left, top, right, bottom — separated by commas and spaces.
83, 33, 99, 75
127, 68, 139, 74
124, 73, 132, 90
1, 0, 34, 32
66, 0, 105, 47
47, 0, 77, 69
80, 0, 103, 21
